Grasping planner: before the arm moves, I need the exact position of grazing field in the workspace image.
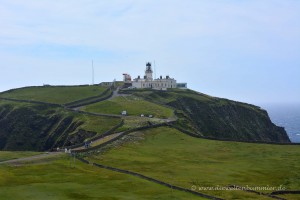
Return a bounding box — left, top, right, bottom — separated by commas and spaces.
277, 194, 300, 200
122, 89, 213, 105
0, 154, 202, 200
83, 96, 174, 118
0, 85, 107, 104
73, 113, 121, 135
0, 151, 42, 162
115, 116, 167, 132
86, 127, 300, 200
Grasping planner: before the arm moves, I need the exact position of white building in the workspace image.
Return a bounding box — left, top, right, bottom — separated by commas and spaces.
132, 62, 177, 90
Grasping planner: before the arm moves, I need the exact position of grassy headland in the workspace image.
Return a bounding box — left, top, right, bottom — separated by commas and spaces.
0, 85, 107, 104
86, 126, 300, 199
121, 89, 290, 143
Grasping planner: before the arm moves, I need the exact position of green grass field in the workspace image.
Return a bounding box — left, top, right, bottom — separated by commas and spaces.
86, 127, 300, 199
73, 113, 121, 136
0, 154, 202, 200
124, 89, 213, 104
0, 85, 107, 104
115, 116, 167, 132
0, 151, 42, 162
83, 96, 174, 118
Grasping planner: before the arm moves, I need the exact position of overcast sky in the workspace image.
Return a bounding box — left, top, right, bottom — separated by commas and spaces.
1, 0, 300, 105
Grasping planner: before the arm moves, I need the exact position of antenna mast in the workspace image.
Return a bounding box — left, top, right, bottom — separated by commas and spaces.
154, 60, 156, 79
92, 60, 94, 85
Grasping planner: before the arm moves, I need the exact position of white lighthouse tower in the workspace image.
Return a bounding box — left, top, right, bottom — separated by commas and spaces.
131, 61, 184, 90
145, 62, 153, 80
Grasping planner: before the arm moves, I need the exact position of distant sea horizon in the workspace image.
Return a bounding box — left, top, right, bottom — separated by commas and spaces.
259, 103, 300, 143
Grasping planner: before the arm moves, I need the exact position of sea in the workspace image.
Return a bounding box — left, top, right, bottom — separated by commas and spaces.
260, 104, 300, 143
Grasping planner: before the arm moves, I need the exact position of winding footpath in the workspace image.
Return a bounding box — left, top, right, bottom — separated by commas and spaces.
0, 152, 63, 165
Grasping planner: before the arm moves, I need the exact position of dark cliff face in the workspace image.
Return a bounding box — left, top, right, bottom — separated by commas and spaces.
168, 96, 290, 143
0, 104, 89, 151
130, 89, 291, 143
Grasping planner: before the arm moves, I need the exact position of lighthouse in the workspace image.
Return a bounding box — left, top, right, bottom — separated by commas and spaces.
145, 62, 153, 80
131, 61, 186, 90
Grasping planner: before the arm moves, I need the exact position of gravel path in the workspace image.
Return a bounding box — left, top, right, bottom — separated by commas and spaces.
0, 152, 63, 164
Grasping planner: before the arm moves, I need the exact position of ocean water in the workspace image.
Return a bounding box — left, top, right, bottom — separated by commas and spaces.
260, 104, 300, 143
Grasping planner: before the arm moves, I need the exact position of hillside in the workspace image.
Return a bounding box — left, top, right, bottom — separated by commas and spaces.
0, 85, 290, 152
0, 85, 298, 200
0, 100, 121, 151
86, 127, 300, 199
120, 89, 290, 143
0, 85, 108, 104
83, 95, 174, 118
0, 85, 122, 150
0, 152, 202, 200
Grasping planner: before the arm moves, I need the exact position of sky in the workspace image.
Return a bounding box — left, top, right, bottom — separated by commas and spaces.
1, 0, 300, 105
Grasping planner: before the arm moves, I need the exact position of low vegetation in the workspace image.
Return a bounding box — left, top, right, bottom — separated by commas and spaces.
0, 85, 107, 104
0, 151, 41, 162
83, 96, 174, 118
0, 154, 202, 200
86, 127, 300, 199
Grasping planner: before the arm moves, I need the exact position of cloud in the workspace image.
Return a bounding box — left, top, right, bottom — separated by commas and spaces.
0, 0, 300, 103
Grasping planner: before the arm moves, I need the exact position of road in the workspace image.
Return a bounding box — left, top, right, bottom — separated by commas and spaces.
0, 152, 63, 164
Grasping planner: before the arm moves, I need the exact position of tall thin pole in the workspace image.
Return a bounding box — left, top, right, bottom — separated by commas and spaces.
92, 60, 94, 85
154, 60, 156, 79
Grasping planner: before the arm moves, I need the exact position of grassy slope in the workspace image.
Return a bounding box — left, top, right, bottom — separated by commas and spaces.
124, 89, 290, 143
71, 112, 121, 135
115, 117, 167, 132
84, 96, 174, 118
0, 100, 120, 136
0, 100, 121, 150
0, 151, 41, 162
87, 127, 300, 200
125, 89, 204, 104
0, 155, 202, 200
0, 85, 107, 104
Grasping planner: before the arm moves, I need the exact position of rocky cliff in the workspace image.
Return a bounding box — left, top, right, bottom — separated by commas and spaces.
129, 89, 291, 143
0, 103, 95, 151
